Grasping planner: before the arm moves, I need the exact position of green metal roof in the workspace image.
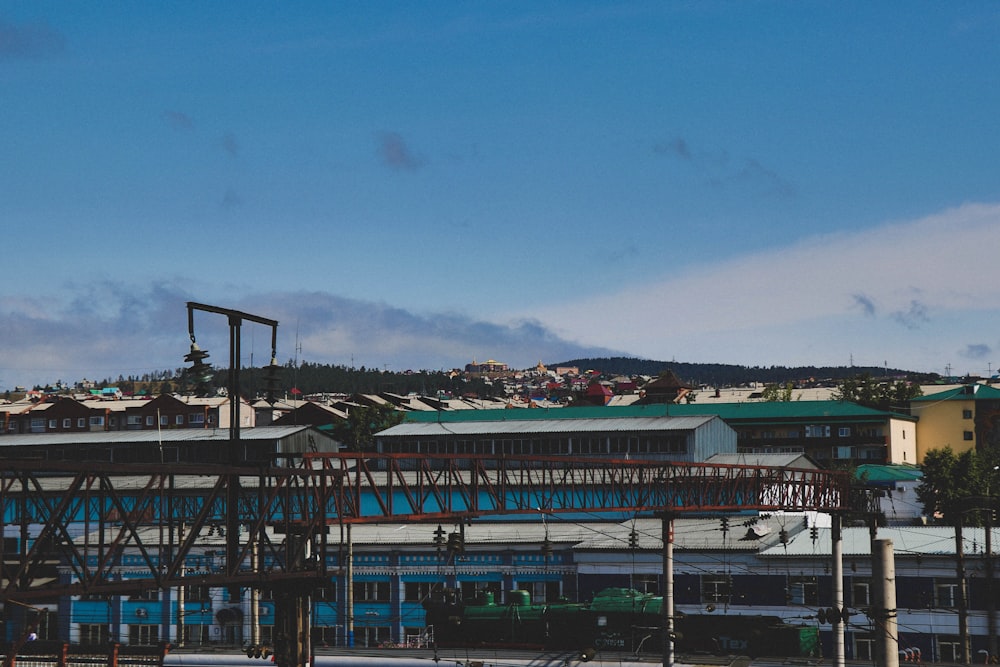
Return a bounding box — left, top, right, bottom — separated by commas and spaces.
855, 463, 923, 483
912, 383, 1000, 402
404, 400, 909, 425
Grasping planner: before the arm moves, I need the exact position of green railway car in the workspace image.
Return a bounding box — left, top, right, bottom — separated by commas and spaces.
423, 587, 821, 659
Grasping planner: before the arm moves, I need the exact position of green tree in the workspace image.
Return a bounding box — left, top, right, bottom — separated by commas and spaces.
330, 402, 404, 452
917, 446, 1000, 524
832, 373, 922, 413
760, 382, 794, 402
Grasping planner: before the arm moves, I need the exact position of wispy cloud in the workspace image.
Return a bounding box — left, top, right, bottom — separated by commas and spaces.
891, 299, 930, 330
960, 343, 991, 360
0, 18, 66, 61
163, 111, 195, 131
852, 293, 877, 317
526, 202, 1000, 373
653, 135, 794, 198
378, 131, 425, 171
652, 138, 691, 160
0, 284, 617, 389
221, 133, 240, 158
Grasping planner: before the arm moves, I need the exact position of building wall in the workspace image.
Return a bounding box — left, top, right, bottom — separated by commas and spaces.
913, 398, 975, 460
887, 417, 918, 464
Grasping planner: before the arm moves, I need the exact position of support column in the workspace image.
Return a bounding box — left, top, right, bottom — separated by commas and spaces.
956, 518, 971, 665
832, 514, 845, 667
872, 538, 899, 667
661, 513, 674, 667
346, 525, 354, 648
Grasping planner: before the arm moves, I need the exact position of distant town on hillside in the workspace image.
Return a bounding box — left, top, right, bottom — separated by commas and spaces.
8, 355, 949, 400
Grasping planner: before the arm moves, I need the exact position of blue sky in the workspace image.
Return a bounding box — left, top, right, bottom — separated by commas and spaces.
3, 2, 1000, 389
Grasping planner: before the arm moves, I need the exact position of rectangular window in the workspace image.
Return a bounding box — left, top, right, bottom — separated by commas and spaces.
964, 431, 974, 441
404, 582, 436, 602
48, 419, 57, 429
77, 418, 86, 428
460, 580, 502, 602
90, 416, 105, 427
352, 581, 390, 602
936, 581, 959, 608
62, 418, 71, 428
79, 623, 109, 645
129, 589, 159, 601
963, 409, 973, 419
838, 427, 851, 437
852, 581, 871, 606
938, 636, 961, 663
312, 625, 339, 647
127, 415, 142, 426
357, 626, 389, 648
518, 580, 561, 603
805, 425, 830, 438
160, 415, 169, 426
128, 624, 159, 645
788, 576, 819, 605
146, 416, 154, 426
31, 418, 45, 433
183, 625, 210, 645
175, 414, 184, 425
189, 413, 205, 424
854, 635, 875, 661
184, 584, 211, 602
701, 574, 731, 604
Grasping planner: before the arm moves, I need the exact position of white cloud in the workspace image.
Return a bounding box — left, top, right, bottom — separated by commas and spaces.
525, 202, 1000, 372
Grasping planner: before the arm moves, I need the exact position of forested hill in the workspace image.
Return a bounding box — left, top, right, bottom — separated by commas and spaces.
551, 356, 929, 386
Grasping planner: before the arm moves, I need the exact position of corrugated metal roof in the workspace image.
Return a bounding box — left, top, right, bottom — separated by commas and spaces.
705, 453, 818, 469
0, 425, 327, 447
378, 415, 718, 437
913, 383, 1000, 402
761, 525, 992, 557
402, 400, 913, 425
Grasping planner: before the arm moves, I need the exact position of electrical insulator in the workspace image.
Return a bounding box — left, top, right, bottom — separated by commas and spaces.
720, 516, 729, 533
810, 526, 818, 541
433, 524, 446, 551
447, 531, 464, 554
628, 530, 639, 549
184, 342, 213, 395
541, 537, 553, 558
779, 529, 788, 544
262, 358, 282, 403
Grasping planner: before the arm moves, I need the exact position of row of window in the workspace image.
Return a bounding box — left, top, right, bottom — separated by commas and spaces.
12, 413, 213, 434
382, 436, 687, 456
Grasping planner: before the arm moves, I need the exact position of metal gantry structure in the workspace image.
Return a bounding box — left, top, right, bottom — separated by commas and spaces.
0, 303, 861, 667
1, 453, 854, 667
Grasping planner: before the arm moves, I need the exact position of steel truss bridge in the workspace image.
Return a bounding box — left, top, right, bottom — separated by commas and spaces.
1, 453, 851, 601
0, 453, 857, 667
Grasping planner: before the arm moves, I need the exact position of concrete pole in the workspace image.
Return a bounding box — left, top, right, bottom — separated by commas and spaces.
872, 538, 899, 667
986, 508, 996, 658
831, 515, 845, 667
346, 524, 354, 648
661, 514, 674, 667
956, 518, 971, 664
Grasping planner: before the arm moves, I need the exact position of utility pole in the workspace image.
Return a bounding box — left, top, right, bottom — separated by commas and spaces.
956, 516, 971, 665
661, 513, 675, 667
872, 538, 899, 667
831, 515, 845, 667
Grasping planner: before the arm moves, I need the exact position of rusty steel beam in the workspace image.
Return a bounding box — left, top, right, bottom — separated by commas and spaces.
0, 461, 341, 604
2, 454, 852, 603
302, 452, 852, 523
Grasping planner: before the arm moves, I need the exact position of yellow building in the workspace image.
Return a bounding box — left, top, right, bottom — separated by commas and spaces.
911, 383, 1000, 461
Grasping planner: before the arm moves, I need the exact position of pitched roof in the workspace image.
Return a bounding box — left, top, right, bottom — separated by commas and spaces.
912, 383, 1000, 402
